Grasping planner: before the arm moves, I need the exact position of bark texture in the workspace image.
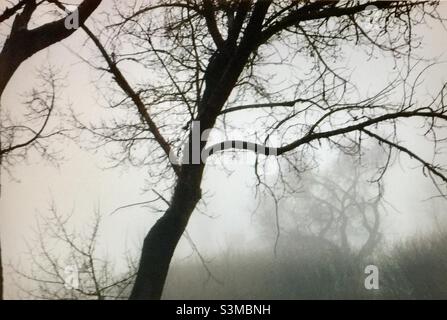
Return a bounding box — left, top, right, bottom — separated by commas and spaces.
129, 166, 204, 300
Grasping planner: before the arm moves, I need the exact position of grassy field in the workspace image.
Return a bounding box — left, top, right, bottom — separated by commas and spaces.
163, 230, 447, 299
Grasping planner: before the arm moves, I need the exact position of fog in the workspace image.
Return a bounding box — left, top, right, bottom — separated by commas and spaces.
1, 1, 447, 299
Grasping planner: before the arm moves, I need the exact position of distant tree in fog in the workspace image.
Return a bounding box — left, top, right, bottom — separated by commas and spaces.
294, 157, 383, 259
255, 151, 386, 260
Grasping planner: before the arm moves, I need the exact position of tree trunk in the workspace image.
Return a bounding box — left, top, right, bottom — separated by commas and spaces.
0, 239, 3, 300
129, 165, 204, 300
0, 56, 19, 99
0, 154, 3, 300
129, 2, 271, 300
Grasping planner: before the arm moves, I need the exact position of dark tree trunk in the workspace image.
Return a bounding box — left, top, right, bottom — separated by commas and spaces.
0, 239, 3, 300
129, 1, 271, 300
129, 165, 204, 300
0, 153, 2, 300
0, 53, 21, 99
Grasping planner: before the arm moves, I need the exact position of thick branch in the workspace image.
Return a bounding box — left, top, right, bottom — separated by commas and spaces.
219, 98, 307, 115
257, 1, 414, 46
203, 0, 225, 50
0, 0, 29, 24
80, 25, 180, 176
205, 110, 447, 158
0, 0, 102, 97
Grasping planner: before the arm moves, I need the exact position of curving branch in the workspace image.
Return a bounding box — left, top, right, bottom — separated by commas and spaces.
256, 1, 419, 47
205, 110, 447, 160
79, 25, 180, 176
219, 98, 310, 115
203, 0, 225, 50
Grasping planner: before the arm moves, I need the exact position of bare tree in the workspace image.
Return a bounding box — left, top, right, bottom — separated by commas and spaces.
0, 0, 102, 299
289, 156, 385, 260
39, 0, 447, 299
253, 149, 386, 266
11, 204, 136, 300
